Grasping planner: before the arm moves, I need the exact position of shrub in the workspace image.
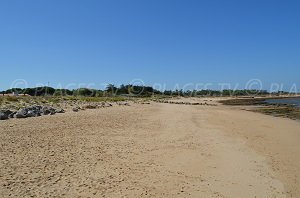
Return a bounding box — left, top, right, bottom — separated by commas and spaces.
6, 96, 19, 102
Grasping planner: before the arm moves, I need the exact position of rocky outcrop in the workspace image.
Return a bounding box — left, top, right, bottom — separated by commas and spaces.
0, 110, 13, 120
0, 106, 65, 120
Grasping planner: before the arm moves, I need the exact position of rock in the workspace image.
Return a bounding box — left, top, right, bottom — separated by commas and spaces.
82, 104, 97, 109
117, 102, 129, 106
0, 105, 66, 120
37, 106, 61, 115
26, 110, 40, 117
41, 106, 51, 115
0, 112, 8, 120
14, 109, 28, 118
49, 108, 56, 115
15, 106, 48, 118
24, 106, 42, 117
72, 107, 79, 112
9, 111, 17, 118
0, 105, 65, 120
0, 110, 13, 120
102, 103, 112, 107
28, 106, 42, 111
55, 108, 65, 113
42, 109, 50, 115
26, 111, 35, 117
0, 111, 10, 120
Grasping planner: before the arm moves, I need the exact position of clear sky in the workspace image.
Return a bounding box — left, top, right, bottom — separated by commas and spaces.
0, 0, 299, 91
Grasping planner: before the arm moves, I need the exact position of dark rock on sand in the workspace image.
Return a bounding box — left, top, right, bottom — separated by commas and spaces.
82, 104, 97, 109
72, 107, 79, 112
9, 111, 17, 118
15, 109, 28, 118
55, 108, 65, 113
41, 106, 51, 115
0, 110, 12, 120
0, 113, 8, 120
12, 106, 65, 119
0, 110, 13, 120
26, 110, 41, 117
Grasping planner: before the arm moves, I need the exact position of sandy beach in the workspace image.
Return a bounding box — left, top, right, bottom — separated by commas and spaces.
0, 100, 299, 197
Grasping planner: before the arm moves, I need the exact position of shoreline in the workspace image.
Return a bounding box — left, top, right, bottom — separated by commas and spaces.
219, 96, 300, 120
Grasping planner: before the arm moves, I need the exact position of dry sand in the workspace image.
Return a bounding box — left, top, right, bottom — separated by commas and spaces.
0, 100, 299, 197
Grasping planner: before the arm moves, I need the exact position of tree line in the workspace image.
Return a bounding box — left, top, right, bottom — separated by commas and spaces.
0, 84, 286, 97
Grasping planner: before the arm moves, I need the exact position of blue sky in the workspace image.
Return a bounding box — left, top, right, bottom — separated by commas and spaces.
0, 0, 299, 91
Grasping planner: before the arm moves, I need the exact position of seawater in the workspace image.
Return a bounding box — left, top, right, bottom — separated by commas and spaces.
265, 98, 300, 107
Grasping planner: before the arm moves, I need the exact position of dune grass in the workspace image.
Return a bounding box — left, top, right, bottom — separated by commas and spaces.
0, 95, 127, 106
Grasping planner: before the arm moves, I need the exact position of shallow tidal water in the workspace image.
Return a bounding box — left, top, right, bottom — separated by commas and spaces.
265, 98, 300, 107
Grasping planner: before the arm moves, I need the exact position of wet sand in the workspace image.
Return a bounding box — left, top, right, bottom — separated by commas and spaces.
0, 101, 299, 197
